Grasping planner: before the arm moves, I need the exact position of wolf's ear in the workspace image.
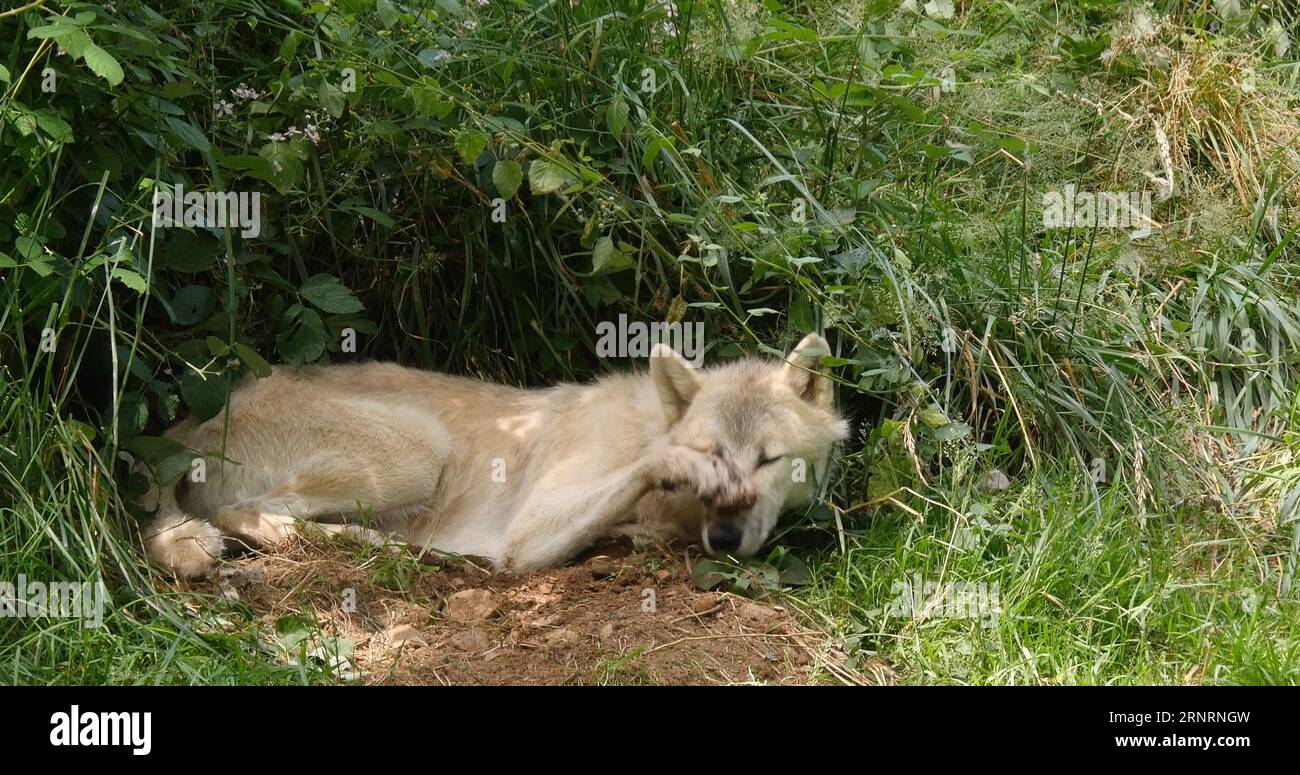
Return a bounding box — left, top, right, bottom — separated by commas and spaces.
781, 333, 834, 410
651, 343, 700, 425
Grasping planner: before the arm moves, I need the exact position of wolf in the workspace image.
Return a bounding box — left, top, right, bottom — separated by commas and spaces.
142, 333, 849, 577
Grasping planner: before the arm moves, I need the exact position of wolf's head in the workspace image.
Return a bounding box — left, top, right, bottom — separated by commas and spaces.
650, 333, 849, 558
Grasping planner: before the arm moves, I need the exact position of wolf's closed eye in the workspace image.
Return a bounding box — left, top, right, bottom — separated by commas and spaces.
757, 452, 783, 467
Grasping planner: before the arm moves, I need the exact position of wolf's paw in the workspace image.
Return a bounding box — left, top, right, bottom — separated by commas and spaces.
216, 509, 298, 548
144, 514, 224, 578
661, 448, 757, 511
704, 456, 758, 511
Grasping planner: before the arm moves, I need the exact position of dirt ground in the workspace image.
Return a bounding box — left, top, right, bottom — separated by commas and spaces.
180, 534, 885, 685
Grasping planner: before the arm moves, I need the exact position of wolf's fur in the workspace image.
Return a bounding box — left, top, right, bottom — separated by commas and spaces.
142, 333, 848, 577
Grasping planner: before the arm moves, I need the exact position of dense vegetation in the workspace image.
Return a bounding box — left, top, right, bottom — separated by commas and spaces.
2, 0, 1298, 683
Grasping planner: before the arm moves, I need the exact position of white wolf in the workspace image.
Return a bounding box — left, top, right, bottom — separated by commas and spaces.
143, 333, 848, 577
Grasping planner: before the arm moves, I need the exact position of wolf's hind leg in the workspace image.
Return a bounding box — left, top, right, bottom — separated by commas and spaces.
153, 399, 447, 572
213, 507, 399, 553
212, 446, 443, 553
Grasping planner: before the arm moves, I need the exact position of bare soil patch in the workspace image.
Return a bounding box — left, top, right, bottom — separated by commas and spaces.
180, 536, 881, 685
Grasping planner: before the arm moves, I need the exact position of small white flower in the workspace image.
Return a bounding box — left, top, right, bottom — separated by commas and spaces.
270, 125, 309, 143
660, 2, 679, 35
272, 160, 284, 173
213, 99, 234, 118
303, 124, 321, 144
463, 18, 478, 31
232, 83, 264, 102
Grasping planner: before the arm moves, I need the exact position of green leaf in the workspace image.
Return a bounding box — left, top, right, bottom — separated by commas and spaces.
26, 23, 80, 41
375, 0, 400, 26
592, 236, 616, 272
278, 308, 328, 364
777, 553, 812, 586
25, 259, 54, 277
64, 419, 96, 445
641, 136, 667, 170
691, 560, 732, 591
169, 285, 214, 326
492, 159, 522, 198
156, 449, 200, 486
33, 110, 73, 144
259, 140, 307, 193
179, 370, 230, 421
455, 129, 488, 165
110, 267, 148, 293
318, 79, 346, 118
125, 435, 187, 464
219, 154, 276, 183
15, 235, 44, 260
164, 117, 210, 153
205, 336, 230, 356
57, 29, 92, 59
340, 204, 395, 228
162, 82, 200, 100
280, 29, 304, 61
933, 421, 972, 441
275, 614, 315, 643
606, 96, 629, 137
920, 405, 950, 428
163, 230, 220, 273
82, 43, 123, 86
409, 77, 453, 119
300, 274, 363, 314
819, 356, 864, 368
528, 158, 571, 195
232, 342, 273, 378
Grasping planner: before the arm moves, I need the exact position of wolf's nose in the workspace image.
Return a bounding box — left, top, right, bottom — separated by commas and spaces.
706, 523, 743, 554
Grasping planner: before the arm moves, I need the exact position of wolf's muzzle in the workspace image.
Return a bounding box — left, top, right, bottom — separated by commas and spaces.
705, 522, 743, 554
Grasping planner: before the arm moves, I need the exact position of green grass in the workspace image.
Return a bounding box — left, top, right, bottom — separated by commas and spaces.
2, 0, 1299, 684
790, 455, 1300, 684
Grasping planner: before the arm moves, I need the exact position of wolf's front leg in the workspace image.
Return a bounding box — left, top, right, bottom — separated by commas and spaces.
500, 444, 755, 570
